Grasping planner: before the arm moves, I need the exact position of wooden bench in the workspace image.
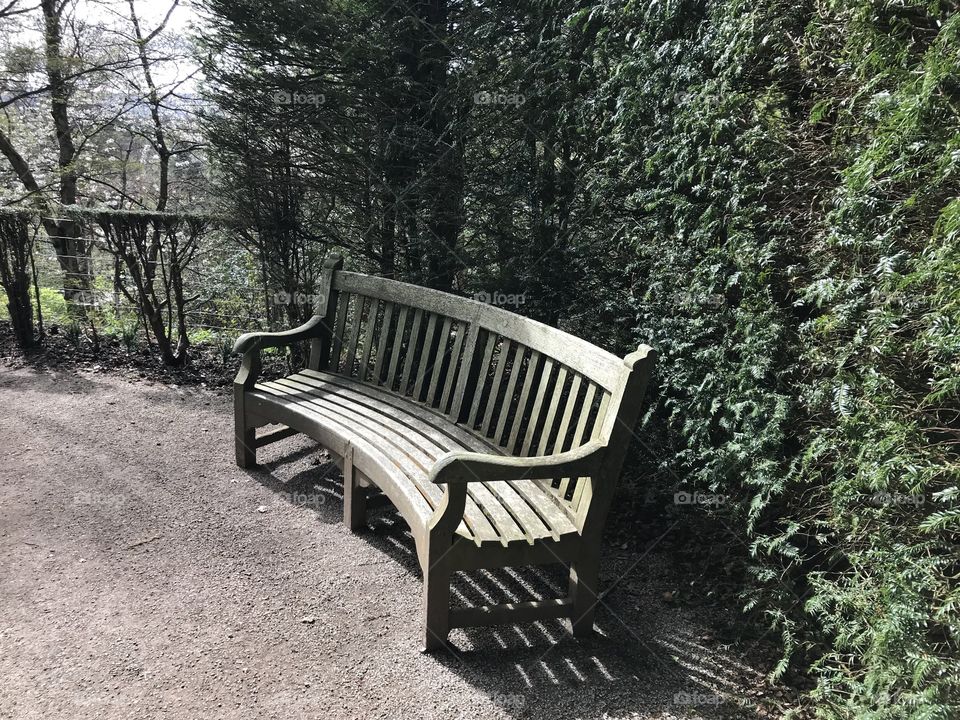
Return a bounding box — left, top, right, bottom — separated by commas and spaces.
233, 255, 656, 650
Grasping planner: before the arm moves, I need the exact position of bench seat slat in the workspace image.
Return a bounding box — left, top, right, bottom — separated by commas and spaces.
290, 372, 575, 543
512, 478, 578, 537
274, 377, 443, 461
284, 376, 567, 544
257, 379, 494, 542
294, 371, 578, 538
458, 480, 526, 546
284, 376, 469, 456
258, 381, 436, 490
257, 370, 579, 544
273, 378, 519, 543
296, 369, 498, 454
249, 383, 439, 531
481, 479, 552, 542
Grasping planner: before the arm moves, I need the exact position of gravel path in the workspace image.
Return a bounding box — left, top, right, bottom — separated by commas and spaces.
0, 364, 786, 719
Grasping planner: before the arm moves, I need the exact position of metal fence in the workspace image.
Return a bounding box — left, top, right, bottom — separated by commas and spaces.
33, 224, 268, 339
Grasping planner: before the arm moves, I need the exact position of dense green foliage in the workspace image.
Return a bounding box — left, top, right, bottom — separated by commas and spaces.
793, 6, 960, 714
576, 1, 960, 716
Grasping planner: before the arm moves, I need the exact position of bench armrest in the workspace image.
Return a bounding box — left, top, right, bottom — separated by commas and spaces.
428, 440, 607, 485
425, 441, 607, 539
232, 316, 323, 355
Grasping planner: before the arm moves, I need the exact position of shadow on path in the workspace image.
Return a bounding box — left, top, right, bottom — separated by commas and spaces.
247, 440, 768, 720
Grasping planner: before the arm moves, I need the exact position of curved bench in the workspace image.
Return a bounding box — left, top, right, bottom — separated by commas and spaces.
233, 254, 656, 650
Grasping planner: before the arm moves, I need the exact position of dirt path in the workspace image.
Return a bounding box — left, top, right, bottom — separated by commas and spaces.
0, 364, 787, 719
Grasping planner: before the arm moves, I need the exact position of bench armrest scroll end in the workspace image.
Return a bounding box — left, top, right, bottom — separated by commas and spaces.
233, 346, 262, 388
427, 482, 467, 538
231, 317, 324, 356
323, 252, 344, 270
232, 332, 259, 355
624, 343, 656, 369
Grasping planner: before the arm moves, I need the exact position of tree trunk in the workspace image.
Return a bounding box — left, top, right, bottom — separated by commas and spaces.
0, 214, 37, 348
41, 0, 93, 316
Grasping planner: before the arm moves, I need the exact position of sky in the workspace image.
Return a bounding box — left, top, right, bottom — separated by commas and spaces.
2, 0, 204, 94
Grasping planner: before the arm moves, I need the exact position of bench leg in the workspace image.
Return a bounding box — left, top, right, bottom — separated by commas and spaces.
569, 556, 600, 638
234, 390, 257, 468
421, 548, 452, 652
236, 427, 257, 468
342, 448, 366, 531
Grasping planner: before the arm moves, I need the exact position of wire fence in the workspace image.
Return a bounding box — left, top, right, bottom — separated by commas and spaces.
31, 228, 271, 341
2, 210, 330, 356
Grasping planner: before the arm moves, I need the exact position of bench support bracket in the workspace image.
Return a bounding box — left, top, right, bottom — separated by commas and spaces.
234, 349, 262, 468
342, 444, 366, 531
569, 553, 600, 637
422, 547, 452, 652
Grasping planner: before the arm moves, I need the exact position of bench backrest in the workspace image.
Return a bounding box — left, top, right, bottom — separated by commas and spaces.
312, 259, 654, 532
